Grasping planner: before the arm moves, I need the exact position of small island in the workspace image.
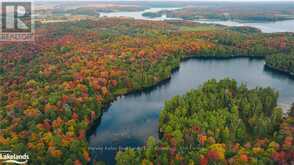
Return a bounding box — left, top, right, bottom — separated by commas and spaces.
142, 12, 163, 18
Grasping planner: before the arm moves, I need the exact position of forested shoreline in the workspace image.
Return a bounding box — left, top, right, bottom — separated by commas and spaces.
142, 3, 294, 22
116, 79, 294, 165
265, 52, 294, 77
0, 18, 294, 164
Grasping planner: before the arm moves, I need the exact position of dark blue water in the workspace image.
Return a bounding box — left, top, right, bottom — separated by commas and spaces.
89, 58, 294, 164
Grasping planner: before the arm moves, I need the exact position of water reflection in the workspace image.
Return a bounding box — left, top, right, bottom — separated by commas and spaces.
89, 58, 294, 164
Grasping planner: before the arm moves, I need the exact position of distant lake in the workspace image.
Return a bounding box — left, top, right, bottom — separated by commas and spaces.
99, 8, 181, 21
194, 19, 294, 33
99, 8, 294, 33
89, 58, 294, 165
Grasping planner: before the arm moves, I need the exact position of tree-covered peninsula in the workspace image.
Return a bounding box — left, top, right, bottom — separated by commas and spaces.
116, 79, 294, 165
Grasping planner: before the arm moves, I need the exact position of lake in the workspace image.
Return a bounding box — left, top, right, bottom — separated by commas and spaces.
89, 58, 294, 164
99, 8, 181, 21
92, 7, 294, 164
99, 8, 294, 33
194, 20, 294, 33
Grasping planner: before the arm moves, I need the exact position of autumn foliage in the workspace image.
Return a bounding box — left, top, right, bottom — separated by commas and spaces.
0, 18, 293, 164
116, 79, 294, 165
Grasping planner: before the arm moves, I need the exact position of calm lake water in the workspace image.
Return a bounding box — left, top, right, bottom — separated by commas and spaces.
92, 8, 294, 164
194, 20, 294, 33
89, 58, 294, 164
99, 8, 181, 21
99, 8, 294, 33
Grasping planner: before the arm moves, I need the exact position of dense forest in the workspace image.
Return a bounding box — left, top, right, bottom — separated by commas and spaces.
266, 52, 294, 76
116, 79, 294, 164
0, 18, 294, 164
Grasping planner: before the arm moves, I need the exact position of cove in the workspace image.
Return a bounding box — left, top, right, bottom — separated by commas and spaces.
88, 57, 294, 165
